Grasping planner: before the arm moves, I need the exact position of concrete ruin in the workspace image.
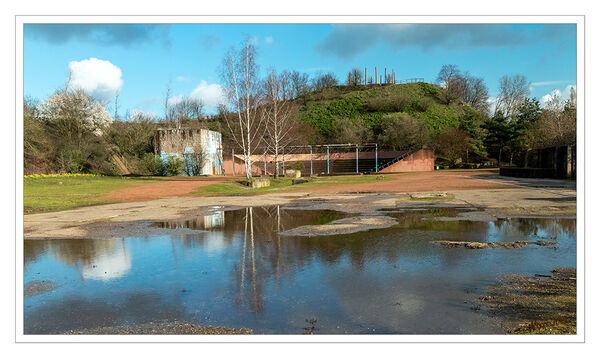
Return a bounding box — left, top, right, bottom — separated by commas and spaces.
154, 128, 224, 176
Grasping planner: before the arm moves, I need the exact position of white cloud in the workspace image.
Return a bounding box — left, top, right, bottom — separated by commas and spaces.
166, 81, 226, 111
531, 80, 570, 87
540, 85, 576, 107
189, 80, 226, 107
264, 36, 274, 44
130, 109, 157, 119
176, 76, 190, 82
167, 94, 185, 106
68, 58, 123, 101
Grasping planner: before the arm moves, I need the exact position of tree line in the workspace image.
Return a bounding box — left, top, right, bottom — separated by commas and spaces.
23, 40, 576, 176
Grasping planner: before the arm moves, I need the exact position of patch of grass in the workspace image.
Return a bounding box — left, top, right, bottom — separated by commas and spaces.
481, 268, 576, 334
192, 174, 394, 196
512, 319, 576, 335
24, 176, 164, 214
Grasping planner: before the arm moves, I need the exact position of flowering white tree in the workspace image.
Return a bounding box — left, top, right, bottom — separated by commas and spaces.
37, 89, 112, 137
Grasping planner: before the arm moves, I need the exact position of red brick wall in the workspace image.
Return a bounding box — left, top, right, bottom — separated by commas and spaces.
222, 155, 264, 176
379, 149, 434, 173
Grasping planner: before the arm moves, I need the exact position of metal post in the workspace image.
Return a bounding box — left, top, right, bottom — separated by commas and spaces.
264, 152, 267, 175
310, 145, 313, 176
282, 148, 285, 174
232, 149, 235, 176
356, 144, 359, 173
375, 143, 378, 173
327, 145, 330, 174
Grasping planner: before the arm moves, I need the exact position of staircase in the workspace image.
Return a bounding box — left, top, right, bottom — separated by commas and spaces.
376, 150, 418, 172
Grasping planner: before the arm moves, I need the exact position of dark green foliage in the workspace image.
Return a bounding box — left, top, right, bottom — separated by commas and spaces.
300, 97, 364, 137
458, 107, 488, 157
483, 112, 514, 164
298, 83, 472, 150
165, 156, 183, 176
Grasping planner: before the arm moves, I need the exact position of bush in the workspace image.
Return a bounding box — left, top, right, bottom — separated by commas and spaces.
377, 113, 431, 150
434, 127, 473, 166
409, 97, 434, 112
165, 156, 183, 176
138, 153, 164, 176
292, 161, 305, 171
57, 149, 86, 173
364, 94, 411, 112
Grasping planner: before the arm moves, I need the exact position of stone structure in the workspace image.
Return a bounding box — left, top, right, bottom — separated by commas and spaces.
154, 128, 223, 176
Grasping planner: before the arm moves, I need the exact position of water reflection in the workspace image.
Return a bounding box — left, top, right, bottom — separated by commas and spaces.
24, 207, 577, 334
26, 238, 131, 281
153, 211, 225, 230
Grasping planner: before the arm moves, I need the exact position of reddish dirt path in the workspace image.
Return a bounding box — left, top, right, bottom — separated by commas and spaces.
305, 169, 508, 194
98, 169, 507, 203
98, 176, 231, 202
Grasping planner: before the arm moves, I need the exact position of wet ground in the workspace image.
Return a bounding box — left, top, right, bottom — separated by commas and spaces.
24, 206, 576, 334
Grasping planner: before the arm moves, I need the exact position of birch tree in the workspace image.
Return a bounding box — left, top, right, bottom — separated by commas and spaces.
263, 69, 297, 178
221, 39, 264, 179
496, 74, 530, 118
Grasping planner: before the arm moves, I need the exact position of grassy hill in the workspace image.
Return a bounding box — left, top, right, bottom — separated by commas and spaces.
296, 82, 485, 148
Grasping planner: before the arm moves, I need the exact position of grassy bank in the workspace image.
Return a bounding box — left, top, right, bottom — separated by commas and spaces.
24, 175, 163, 214
192, 174, 393, 196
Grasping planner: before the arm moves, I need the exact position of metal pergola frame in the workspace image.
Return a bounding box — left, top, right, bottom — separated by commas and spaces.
232, 143, 380, 176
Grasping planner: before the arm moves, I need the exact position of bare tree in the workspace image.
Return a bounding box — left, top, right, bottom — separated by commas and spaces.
164, 78, 172, 126
262, 69, 298, 178
114, 90, 120, 121
568, 86, 577, 108
288, 70, 311, 99
221, 38, 265, 180
436, 64, 461, 89
496, 74, 530, 118
464, 76, 489, 114
312, 72, 338, 91
170, 96, 204, 127
436, 65, 489, 113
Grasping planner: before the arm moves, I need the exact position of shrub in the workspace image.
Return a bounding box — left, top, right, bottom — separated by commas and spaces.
57, 149, 86, 173
292, 161, 305, 171
409, 97, 434, 112
165, 156, 183, 176
434, 127, 473, 166
364, 94, 411, 112
377, 113, 431, 150
138, 153, 164, 176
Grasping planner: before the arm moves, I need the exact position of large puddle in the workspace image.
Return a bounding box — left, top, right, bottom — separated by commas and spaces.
24, 207, 576, 334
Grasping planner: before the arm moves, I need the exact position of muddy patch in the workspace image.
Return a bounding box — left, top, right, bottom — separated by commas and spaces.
66, 320, 252, 335
280, 215, 398, 237
24, 280, 59, 297
434, 240, 557, 249
478, 268, 576, 334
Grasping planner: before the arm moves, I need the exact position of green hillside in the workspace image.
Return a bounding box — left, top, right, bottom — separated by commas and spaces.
297, 82, 486, 153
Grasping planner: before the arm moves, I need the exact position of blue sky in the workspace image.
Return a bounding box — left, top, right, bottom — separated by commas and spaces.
23, 23, 577, 118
